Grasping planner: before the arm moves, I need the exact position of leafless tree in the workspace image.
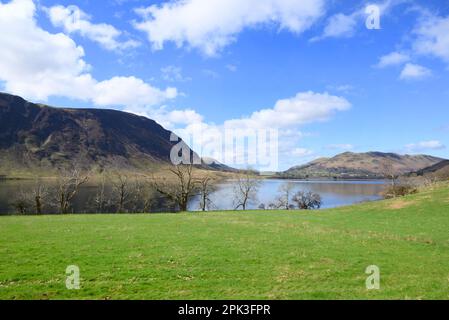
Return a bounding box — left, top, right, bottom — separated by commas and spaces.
51, 168, 90, 214
10, 178, 49, 215
275, 182, 296, 210
381, 159, 397, 186
150, 165, 198, 212
292, 191, 322, 210
233, 171, 261, 210
90, 173, 110, 213
198, 175, 217, 211
29, 178, 49, 214
267, 203, 277, 210
10, 190, 30, 215
128, 177, 156, 213
109, 172, 132, 213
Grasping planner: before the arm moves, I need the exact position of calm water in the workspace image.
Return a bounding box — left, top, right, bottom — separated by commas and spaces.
0, 179, 386, 214
188, 179, 386, 211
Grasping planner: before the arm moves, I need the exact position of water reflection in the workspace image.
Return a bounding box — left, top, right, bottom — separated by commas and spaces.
0, 179, 385, 214
189, 179, 386, 211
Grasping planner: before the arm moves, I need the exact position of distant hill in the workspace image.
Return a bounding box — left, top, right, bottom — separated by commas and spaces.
282, 152, 444, 179
411, 160, 449, 180
0, 92, 211, 174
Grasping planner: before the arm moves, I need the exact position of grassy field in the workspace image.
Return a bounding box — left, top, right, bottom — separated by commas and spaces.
1, 183, 449, 300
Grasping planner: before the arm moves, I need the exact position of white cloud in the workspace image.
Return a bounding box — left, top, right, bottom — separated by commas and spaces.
127, 106, 203, 129
224, 91, 351, 130
376, 51, 410, 68
413, 13, 449, 62
156, 91, 350, 170
161, 65, 191, 82
133, 0, 325, 56
46, 5, 139, 51
406, 140, 446, 152
0, 0, 175, 108
399, 63, 432, 80
312, 13, 358, 41
313, 0, 403, 41
93, 77, 177, 107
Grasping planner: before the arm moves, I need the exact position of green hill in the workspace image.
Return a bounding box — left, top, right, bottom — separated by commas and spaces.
1, 183, 449, 299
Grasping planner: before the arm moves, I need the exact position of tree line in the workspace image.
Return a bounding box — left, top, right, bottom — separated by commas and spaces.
10, 165, 322, 215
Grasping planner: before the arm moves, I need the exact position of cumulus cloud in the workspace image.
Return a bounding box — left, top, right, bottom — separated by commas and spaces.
0, 0, 176, 108
406, 140, 446, 152
46, 4, 139, 51
157, 91, 350, 170
224, 91, 351, 130
399, 63, 432, 80
133, 0, 325, 56
93, 77, 177, 107
127, 106, 204, 130
413, 13, 449, 62
376, 51, 410, 68
311, 12, 359, 41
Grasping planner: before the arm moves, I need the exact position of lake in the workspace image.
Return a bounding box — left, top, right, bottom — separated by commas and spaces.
0, 178, 385, 214
189, 179, 386, 211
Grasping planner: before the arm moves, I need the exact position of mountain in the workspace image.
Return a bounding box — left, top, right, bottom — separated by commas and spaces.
0, 92, 201, 173
282, 152, 445, 179
411, 160, 449, 180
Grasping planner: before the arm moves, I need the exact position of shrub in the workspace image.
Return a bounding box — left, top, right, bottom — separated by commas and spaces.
382, 184, 418, 199
292, 191, 322, 210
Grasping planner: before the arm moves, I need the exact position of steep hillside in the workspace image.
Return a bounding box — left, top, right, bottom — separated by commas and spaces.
0, 92, 195, 173
282, 152, 444, 179
412, 160, 449, 180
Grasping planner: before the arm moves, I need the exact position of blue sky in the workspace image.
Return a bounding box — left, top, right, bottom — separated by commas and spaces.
1, 0, 449, 170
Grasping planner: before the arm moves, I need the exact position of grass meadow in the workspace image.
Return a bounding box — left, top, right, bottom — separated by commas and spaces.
1, 183, 449, 300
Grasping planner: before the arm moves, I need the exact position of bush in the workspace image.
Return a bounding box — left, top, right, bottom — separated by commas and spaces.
292, 191, 322, 210
382, 184, 418, 199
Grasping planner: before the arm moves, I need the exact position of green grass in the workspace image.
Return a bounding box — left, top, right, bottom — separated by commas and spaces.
1, 184, 449, 300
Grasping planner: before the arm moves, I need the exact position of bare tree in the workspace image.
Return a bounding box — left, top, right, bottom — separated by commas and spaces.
381, 159, 397, 186
198, 175, 217, 211
109, 172, 134, 213
90, 173, 110, 213
267, 203, 277, 210
233, 171, 261, 210
275, 182, 296, 210
52, 168, 90, 214
30, 178, 49, 214
128, 177, 156, 213
10, 190, 30, 215
292, 191, 322, 210
150, 165, 198, 212
10, 178, 49, 215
